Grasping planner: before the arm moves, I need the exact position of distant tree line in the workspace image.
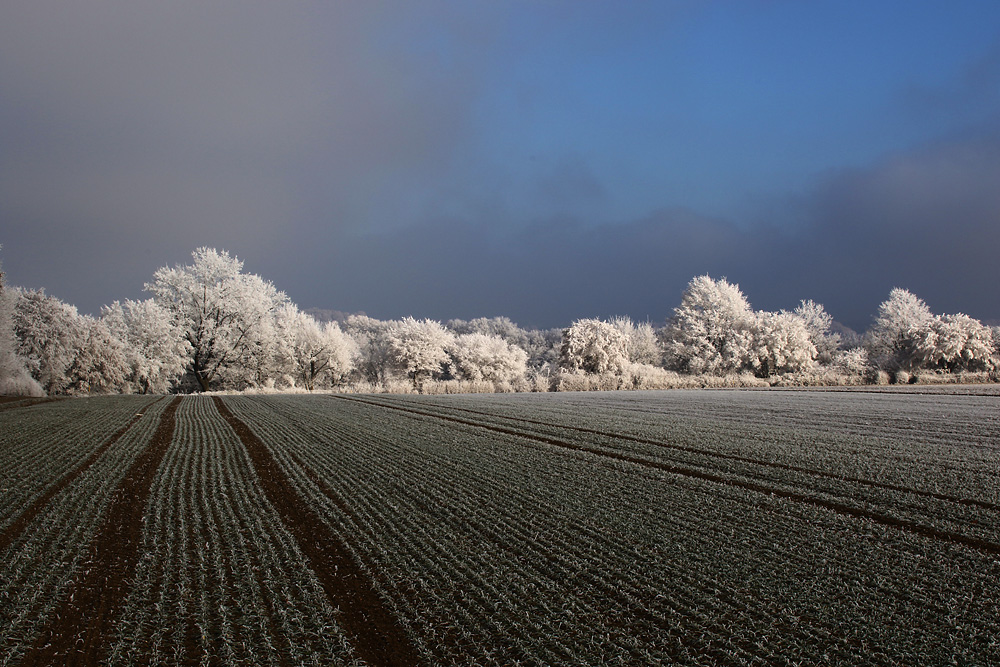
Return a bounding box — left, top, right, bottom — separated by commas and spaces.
1, 247, 998, 396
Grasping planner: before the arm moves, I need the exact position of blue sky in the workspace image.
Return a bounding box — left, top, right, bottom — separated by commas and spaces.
3, 1, 1000, 330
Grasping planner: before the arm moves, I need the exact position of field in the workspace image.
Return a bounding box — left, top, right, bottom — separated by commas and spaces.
1, 388, 999, 666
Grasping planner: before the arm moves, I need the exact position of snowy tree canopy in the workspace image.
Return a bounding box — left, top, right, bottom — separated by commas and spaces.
610, 316, 662, 366
65, 315, 131, 394
560, 318, 630, 375
448, 332, 528, 384
275, 305, 358, 390
912, 313, 996, 373
749, 311, 817, 377
146, 247, 289, 391
102, 299, 191, 393
342, 314, 398, 385
663, 275, 756, 375
0, 251, 44, 396
386, 317, 454, 392
11, 287, 87, 394
793, 300, 841, 364
865, 287, 934, 372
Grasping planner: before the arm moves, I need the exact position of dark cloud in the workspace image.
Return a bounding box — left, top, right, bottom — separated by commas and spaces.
2, 2, 999, 332
293, 123, 1000, 332
0, 1, 493, 310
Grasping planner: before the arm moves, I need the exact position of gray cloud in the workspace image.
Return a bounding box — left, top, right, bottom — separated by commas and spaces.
296, 122, 1000, 332
0, 1, 494, 310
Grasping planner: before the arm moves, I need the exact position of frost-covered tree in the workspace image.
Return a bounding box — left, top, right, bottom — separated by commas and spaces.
146, 248, 288, 391
912, 313, 996, 373
560, 318, 630, 375
448, 332, 528, 384
447, 316, 530, 349
663, 276, 756, 375
610, 316, 662, 366
11, 288, 87, 394
386, 317, 454, 392
865, 288, 935, 373
102, 299, 190, 393
0, 253, 44, 396
793, 300, 840, 364
523, 328, 563, 371
749, 311, 817, 377
343, 315, 399, 385
276, 306, 358, 390
65, 316, 131, 394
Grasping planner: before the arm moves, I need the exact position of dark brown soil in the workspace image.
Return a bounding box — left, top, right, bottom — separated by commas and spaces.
212, 396, 421, 667
20, 396, 181, 667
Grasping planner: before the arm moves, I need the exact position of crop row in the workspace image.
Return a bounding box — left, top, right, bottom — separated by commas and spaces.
0, 396, 161, 531
223, 392, 1000, 665
107, 396, 360, 666
3, 389, 998, 665
0, 396, 171, 666
374, 391, 1000, 544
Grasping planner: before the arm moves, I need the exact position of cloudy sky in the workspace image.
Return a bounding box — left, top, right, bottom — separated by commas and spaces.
3, 1, 999, 331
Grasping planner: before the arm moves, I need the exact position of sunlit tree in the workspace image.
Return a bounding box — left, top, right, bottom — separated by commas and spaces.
448, 332, 528, 384
386, 317, 454, 392
146, 247, 288, 391
663, 275, 756, 374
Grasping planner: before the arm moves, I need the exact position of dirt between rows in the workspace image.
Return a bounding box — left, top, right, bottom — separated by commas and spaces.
20, 396, 181, 667
212, 396, 421, 667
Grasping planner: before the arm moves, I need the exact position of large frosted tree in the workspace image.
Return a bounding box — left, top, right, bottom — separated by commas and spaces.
448, 332, 528, 384
912, 313, 996, 373
386, 317, 454, 392
10, 287, 87, 394
560, 318, 630, 375
274, 305, 358, 390
749, 311, 817, 377
865, 288, 935, 373
663, 275, 756, 375
102, 299, 191, 393
343, 315, 398, 386
146, 247, 288, 391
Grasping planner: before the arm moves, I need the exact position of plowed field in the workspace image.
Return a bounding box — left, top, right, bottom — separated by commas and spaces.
2, 388, 998, 665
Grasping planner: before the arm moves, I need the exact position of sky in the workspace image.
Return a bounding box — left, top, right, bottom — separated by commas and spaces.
2, 1, 1000, 332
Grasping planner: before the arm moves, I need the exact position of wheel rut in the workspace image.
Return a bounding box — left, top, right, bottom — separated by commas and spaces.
21, 396, 181, 667
337, 395, 1000, 557
212, 396, 421, 667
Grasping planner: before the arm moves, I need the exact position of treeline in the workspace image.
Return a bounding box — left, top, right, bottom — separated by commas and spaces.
1, 247, 998, 396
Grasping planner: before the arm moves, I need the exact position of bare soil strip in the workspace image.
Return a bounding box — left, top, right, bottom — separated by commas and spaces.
378, 396, 1000, 512
211, 396, 420, 667
20, 396, 181, 667
338, 395, 1000, 557
0, 396, 164, 554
